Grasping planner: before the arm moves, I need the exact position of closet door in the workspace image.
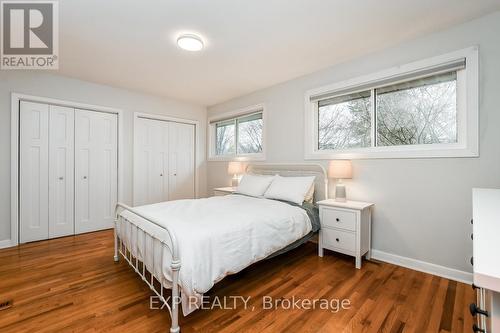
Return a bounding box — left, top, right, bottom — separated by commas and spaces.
168, 122, 195, 200
20, 101, 49, 243
134, 118, 169, 205
48, 105, 75, 238
75, 109, 118, 234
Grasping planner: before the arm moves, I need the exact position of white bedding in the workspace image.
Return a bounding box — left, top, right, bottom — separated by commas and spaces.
118, 194, 312, 315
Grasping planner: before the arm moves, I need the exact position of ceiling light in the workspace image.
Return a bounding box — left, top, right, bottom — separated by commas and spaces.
177, 34, 204, 51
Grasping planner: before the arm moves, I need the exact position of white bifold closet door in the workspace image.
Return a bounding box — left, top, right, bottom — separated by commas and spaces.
48, 105, 75, 238
20, 101, 50, 243
75, 109, 118, 234
168, 121, 195, 201
20, 102, 117, 242
20, 102, 75, 242
134, 118, 169, 206
134, 118, 195, 206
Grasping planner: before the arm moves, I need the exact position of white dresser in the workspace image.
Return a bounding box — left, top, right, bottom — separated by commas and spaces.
472, 188, 500, 333
317, 199, 373, 269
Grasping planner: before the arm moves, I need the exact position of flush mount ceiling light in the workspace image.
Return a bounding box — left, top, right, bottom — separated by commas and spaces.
177, 34, 204, 51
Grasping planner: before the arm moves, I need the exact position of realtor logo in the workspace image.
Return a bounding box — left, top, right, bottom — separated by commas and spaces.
1, 1, 58, 69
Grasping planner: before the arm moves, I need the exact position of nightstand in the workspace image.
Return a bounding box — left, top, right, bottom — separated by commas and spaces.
213, 187, 237, 196
317, 199, 374, 269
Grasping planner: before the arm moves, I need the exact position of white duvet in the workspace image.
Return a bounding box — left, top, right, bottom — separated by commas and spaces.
118, 194, 311, 315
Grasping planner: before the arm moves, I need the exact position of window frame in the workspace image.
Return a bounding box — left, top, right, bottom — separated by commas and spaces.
208, 104, 266, 161
304, 47, 479, 159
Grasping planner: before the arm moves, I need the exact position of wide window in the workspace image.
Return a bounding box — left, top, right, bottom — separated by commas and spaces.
306, 47, 478, 159
317, 72, 458, 151
209, 106, 265, 160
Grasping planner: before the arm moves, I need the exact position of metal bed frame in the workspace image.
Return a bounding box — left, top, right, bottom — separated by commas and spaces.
114, 203, 181, 333
113, 163, 328, 333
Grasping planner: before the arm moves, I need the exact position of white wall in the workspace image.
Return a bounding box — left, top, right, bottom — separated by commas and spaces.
207, 12, 500, 273
0, 71, 207, 242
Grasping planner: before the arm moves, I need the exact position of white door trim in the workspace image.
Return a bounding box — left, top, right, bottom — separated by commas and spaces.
10, 92, 125, 247
133, 112, 200, 205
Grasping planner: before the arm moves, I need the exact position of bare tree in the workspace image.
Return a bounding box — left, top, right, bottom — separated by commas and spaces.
318, 78, 457, 150
319, 95, 371, 149
238, 119, 263, 153
216, 124, 235, 155
215, 118, 263, 155
377, 81, 456, 146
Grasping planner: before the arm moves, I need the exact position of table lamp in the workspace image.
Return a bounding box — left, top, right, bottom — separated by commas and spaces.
328, 160, 352, 202
227, 162, 244, 187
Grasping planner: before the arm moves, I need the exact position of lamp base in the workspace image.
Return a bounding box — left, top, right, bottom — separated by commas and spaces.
231, 175, 239, 187
335, 184, 347, 202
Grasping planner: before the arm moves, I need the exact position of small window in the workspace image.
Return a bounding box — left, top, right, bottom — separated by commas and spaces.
305, 47, 478, 159
209, 106, 265, 160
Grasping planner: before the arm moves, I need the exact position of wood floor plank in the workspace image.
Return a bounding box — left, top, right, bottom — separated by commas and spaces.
0, 230, 474, 332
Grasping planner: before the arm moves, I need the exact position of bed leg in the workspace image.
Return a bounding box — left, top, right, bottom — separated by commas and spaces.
113, 220, 119, 262
170, 259, 181, 333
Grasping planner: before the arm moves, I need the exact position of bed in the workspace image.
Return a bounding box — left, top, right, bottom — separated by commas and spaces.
113, 163, 328, 333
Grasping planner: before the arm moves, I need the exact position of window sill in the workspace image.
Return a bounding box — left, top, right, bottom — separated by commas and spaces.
305, 144, 478, 160
208, 153, 266, 162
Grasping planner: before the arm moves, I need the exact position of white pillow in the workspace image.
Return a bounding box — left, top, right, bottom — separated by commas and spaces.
264, 175, 316, 204
236, 174, 275, 197
304, 183, 315, 203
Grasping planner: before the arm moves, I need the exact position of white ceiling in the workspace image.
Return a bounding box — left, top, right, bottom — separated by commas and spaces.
59, 0, 500, 106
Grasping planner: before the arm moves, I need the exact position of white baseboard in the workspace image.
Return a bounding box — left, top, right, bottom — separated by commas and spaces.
0, 239, 14, 249
371, 249, 473, 284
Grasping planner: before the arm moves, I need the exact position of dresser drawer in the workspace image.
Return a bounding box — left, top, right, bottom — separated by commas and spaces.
321, 207, 356, 231
322, 228, 356, 253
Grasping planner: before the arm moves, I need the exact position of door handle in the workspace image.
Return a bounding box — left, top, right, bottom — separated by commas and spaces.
83, 176, 87, 180
472, 324, 486, 333
58, 176, 64, 180
470, 303, 489, 317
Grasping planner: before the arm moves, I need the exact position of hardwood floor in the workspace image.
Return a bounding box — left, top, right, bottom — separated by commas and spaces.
0, 230, 474, 333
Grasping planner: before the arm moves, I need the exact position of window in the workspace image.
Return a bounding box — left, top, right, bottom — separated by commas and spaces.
317, 72, 458, 150
376, 72, 457, 147
209, 105, 265, 160
215, 119, 235, 155
318, 90, 371, 150
236, 113, 263, 154
305, 47, 478, 159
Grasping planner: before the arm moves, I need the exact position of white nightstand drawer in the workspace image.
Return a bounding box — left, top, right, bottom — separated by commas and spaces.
321, 208, 356, 231
322, 228, 356, 253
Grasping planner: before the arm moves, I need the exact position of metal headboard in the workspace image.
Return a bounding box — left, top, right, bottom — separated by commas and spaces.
245, 163, 328, 202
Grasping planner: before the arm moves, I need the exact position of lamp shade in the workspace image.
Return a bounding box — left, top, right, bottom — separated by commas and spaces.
227, 161, 244, 175
328, 160, 352, 179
